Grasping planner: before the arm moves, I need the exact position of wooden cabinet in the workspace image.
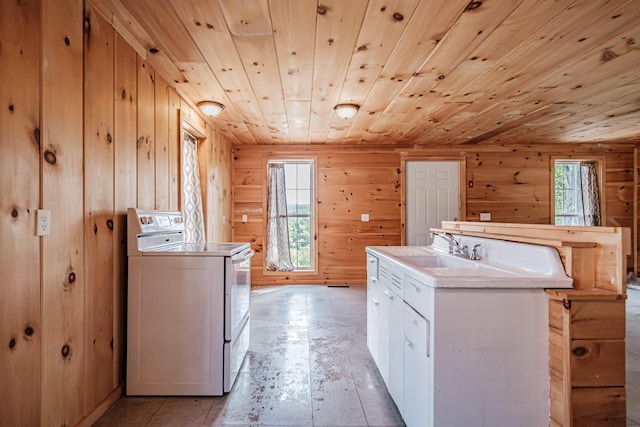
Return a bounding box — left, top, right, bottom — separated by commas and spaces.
548, 290, 627, 426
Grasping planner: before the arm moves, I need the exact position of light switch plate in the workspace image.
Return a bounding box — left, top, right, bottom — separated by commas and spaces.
361, 214, 369, 222
480, 212, 491, 221
241, 214, 248, 223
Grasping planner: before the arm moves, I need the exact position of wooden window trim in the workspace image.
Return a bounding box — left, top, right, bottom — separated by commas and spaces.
262, 156, 319, 276
549, 156, 606, 226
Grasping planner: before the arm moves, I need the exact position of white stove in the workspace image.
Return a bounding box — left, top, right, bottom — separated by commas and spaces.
126, 208, 253, 396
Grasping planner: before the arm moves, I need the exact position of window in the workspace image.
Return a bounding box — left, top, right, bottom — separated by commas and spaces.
553, 159, 603, 226
285, 162, 313, 270
554, 161, 585, 225
265, 160, 315, 272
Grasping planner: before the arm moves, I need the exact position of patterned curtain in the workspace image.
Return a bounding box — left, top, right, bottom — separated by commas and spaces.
581, 161, 601, 226
265, 163, 293, 271
182, 131, 206, 243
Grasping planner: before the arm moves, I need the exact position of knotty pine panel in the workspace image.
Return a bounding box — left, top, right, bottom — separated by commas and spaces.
136, 57, 155, 209
233, 185, 263, 204
309, 0, 368, 142
234, 167, 263, 186
0, 0, 41, 424
83, 6, 116, 413
154, 75, 170, 210
204, 128, 233, 242
233, 201, 264, 217
607, 167, 634, 184
321, 219, 401, 235
41, 0, 85, 425
467, 201, 551, 223
571, 339, 626, 388
319, 200, 401, 220
168, 88, 181, 210
114, 32, 137, 388
320, 166, 401, 185
467, 183, 549, 203
318, 184, 401, 204
571, 387, 626, 426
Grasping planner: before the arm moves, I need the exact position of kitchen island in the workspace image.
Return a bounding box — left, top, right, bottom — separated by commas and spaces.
366, 233, 573, 427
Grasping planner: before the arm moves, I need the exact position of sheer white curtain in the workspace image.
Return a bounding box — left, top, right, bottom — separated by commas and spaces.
182, 131, 206, 243
581, 161, 601, 226
265, 163, 293, 271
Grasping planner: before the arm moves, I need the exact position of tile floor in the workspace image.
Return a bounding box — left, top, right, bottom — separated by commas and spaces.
95, 285, 640, 427
94, 285, 403, 426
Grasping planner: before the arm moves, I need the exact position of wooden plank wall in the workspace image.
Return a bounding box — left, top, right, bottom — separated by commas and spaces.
204, 126, 233, 243
0, 1, 233, 425
232, 146, 403, 285
233, 144, 636, 286
0, 1, 42, 425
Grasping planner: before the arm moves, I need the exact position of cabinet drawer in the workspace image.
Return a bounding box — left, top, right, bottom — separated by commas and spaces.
404, 274, 432, 318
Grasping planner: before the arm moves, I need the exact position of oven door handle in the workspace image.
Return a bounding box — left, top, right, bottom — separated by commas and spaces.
231, 249, 254, 264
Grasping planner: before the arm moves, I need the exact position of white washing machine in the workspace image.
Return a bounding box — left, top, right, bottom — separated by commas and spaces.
126, 208, 253, 396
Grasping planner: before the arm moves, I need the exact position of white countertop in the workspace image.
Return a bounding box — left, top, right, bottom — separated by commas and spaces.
367, 235, 573, 289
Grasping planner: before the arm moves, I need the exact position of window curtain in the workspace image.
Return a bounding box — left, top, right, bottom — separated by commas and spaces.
182, 131, 206, 243
265, 163, 294, 271
580, 161, 601, 226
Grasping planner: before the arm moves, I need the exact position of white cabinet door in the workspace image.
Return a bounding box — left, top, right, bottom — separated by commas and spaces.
366, 255, 380, 365
366, 279, 379, 364
378, 284, 391, 382
402, 304, 430, 427
387, 285, 404, 410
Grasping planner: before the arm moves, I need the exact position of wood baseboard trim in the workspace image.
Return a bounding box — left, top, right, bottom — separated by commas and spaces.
74, 385, 123, 427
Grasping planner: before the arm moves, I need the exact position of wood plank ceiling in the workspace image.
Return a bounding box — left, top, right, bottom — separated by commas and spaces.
89, 0, 640, 146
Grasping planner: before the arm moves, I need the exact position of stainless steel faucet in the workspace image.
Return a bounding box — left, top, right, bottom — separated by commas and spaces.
435, 232, 481, 260
437, 232, 462, 254
470, 244, 482, 260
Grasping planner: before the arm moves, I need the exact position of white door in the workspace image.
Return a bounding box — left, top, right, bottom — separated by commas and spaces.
406, 161, 460, 246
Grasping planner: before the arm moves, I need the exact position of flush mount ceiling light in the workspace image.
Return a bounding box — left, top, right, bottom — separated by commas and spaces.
198, 101, 225, 117
334, 103, 360, 119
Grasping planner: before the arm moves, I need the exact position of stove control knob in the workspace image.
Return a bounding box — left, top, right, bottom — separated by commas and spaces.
140, 217, 147, 224
147, 216, 154, 224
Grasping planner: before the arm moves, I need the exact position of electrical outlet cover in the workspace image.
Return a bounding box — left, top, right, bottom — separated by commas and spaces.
37, 209, 51, 236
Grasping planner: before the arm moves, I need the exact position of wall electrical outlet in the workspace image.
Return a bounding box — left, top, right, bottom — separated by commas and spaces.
242, 214, 248, 223
361, 214, 370, 222
480, 212, 491, 222
37, 209, 51, 236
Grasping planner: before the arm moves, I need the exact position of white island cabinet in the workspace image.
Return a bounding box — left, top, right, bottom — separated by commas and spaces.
366, 234, 573, 427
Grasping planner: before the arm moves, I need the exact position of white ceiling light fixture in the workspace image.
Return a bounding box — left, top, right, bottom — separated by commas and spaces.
198, 101, 225, 117
334, 103, 360, 119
